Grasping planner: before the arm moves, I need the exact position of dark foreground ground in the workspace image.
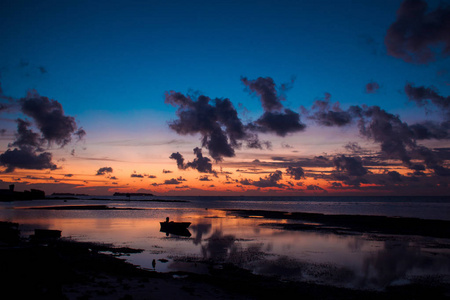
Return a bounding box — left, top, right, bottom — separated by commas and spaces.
1, 220, 449, 300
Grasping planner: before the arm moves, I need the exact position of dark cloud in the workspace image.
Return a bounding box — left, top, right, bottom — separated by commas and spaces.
241, 76, 284, 112
409, 121, 450, 140
303, 97, 357, 127
239, 170, 284, 188
344, 142, 364, 154
365, 81, 380, 94
0, 119, 56, 172
0, 148, 56, 173
20, 91, 81, 147
387, 171, 403, 182
199, 175, 212, 181
166, 77, 305, 160
242, 77, 306, 136
169, 153, 184, 168
249, 109, 306, 136
162, 169, 173, 173
333, 155, 368, 177
332, 155, 369, 187
131, 173, 144, 178
165, 91, 257, 161
0, 86, 85, 173
385, 0, 450, 63
405, 83, 450, 113
414, 146, 450, 176
164, 178, 182, 185
170, 147, 216, 174
96, 167, 113, 176
286, 166, 305, 180
358, 106, 415, 165
9, 119, 43, 151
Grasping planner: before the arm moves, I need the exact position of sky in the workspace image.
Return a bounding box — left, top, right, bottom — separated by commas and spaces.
0, 0, 449, 196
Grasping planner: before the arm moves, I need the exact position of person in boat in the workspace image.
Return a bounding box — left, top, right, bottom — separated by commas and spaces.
166, 217, 170, 223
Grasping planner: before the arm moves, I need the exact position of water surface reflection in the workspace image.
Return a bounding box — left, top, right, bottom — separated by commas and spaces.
1, 203, 449, 290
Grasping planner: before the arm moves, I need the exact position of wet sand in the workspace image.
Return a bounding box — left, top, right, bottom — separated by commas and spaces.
1, 215, 449, 300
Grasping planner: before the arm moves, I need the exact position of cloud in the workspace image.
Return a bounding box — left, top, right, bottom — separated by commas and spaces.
170, 147, 216, 174
385, 0, 450, 63
241, 76, 284, 111
166, 77, 305, 160
164, 178, 182, 185
303, 96, 358, 127
409, 121, 450, 140
286, 166, 305, 180
131, 173, 144, 178
239, 170, 284, 188
365, 81, 380, 94
405, 83, 450, 114
20, 90, 82, 146
242, 77, 306, 136
0, 148, 56, 173
165, 91, 253, 161
9, 119, 43, 151
248, 109, 306, 136
96, 167, 113, 176
333, 155, 368, 177
162, 169, 173, 173
0, 86, 85, 173
387, 171, 403, 182
169, 152, 185, 169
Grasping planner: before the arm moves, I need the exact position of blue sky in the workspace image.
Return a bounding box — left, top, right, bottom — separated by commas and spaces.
0, 0, 449, 195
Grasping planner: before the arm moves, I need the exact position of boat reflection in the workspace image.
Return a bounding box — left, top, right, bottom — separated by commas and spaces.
160, 226, 192, 237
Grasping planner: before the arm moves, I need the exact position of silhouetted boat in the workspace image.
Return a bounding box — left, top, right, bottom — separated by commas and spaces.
160, 219, 191, 237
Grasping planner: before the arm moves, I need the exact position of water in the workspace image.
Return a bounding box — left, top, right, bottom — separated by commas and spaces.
1, 196, 449, 290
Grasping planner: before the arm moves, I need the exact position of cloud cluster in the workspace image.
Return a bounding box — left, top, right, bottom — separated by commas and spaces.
304, 95, 450, 177
170, 147, 216, 174
0, 148, 56, 173
165, 91, 264, 161
405, 83, 450, 117
239, 170, 285, 188
242, 77, 306, 136
303, 95, 358, 127
331, 155, 369, 187
20, 90, 83, 146
0, 87, 84, 173
286, 166, 305, 180
96, 167, 113, 176
385, 0, 450, 63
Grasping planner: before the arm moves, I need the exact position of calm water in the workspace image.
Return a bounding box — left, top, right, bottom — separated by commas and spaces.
1, 196, 449, 290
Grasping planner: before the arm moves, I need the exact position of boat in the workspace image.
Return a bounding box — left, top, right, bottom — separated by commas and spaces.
160, 221, 191, 230
160, 218, 191, 237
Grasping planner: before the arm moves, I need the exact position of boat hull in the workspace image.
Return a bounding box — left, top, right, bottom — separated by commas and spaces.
160, 221, 191, 237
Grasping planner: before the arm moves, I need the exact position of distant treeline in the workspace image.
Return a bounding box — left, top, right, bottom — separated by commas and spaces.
113, 192, 154, 197
52, 193, 89, 196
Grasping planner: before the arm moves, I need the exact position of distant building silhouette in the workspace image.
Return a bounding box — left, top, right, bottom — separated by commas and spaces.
0, 184, 45, 201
